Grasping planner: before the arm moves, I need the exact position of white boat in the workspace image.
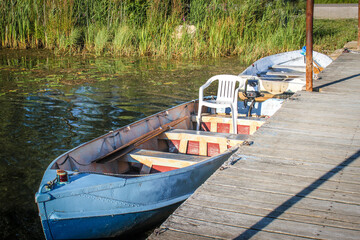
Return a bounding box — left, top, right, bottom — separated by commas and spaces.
240, 50, 333, 93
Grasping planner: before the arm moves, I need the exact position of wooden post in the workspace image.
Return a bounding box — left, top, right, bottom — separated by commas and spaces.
358, 0, 360, 50
306, 0, 314, 92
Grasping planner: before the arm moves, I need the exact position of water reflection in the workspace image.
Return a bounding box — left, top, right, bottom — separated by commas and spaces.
0, 49, 246, 239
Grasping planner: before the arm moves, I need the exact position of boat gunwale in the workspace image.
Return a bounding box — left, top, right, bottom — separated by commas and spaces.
38, 146, 238, 200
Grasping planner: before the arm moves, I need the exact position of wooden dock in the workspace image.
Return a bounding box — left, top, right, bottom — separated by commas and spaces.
150, 52, 360, 240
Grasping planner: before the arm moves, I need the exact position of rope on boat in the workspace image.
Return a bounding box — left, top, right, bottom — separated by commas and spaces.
343, 48, 360, 54
220, 141, 253, 170
153, 227, 169, 236
99, 131, 120, 152
97, 131, 121, 162
57, 154, 92, 166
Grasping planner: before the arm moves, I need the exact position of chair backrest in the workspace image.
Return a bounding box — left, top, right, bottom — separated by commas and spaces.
213, 75, 244, 103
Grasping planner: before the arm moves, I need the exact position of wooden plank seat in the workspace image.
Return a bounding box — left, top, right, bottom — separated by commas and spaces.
266, 71, 305, 77
270, 65, 305, 72
159, 129, 247, 156
191, 114, 265, 134
124, 149, 209, 174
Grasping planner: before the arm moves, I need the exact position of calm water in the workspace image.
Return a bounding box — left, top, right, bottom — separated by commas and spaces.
0, 49, 247, 239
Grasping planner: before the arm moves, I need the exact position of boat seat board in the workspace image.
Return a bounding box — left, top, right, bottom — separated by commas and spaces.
159, 129, 247, 155
266, 71, 305, 77
191, 114, 265, 124
257, 76, 294, 81
270, 65, 305, 72
124, 149, 208, 169
160, 129, 248, 142
191, 114, 265, 134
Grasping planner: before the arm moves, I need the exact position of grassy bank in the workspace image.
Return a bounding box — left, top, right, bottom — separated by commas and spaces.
0, 0, 357, 61
0, 0, 306, 61
315, 0, 358, 3
314, 19, 358, 55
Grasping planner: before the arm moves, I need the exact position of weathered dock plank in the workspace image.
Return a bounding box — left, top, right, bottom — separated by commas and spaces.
197, 185, 360, 218
150, 52, 360, 239
241, 146, 360, 167
224, 163, 360, 185
209, 177, 360, 204
171, 204, 360, 240
212, 169, 360, 193
190, 194, 360, 228
160, 215, 312, 240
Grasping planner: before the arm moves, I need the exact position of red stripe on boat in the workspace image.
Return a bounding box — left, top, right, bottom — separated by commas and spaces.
187, 141, 199, 155
217, 123, 230, 133
151, 165, 179, 173
237, 125, 250, 135
207, 142, 220, 156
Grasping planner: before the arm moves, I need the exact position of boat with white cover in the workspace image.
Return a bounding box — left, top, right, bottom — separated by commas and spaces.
240, 50, 333, 93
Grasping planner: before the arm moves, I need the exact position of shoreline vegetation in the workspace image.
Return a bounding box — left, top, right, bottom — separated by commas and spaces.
315, 0, 358, 3
0, 0, 357, 62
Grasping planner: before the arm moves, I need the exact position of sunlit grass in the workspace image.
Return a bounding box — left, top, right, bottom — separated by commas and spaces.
94, 27, 109, 56
315, 0, 357, 3
313, 19, 358, 54
0, 0, 357, 61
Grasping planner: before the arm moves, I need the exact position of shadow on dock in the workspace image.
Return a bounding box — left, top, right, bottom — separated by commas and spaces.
235, 149, 360, 240
315, 73, 360, 91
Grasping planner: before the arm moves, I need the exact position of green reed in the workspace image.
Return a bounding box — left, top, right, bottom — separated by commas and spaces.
315, 0, 357, 3
313, 19, 358, 54
0, 0, 356, 61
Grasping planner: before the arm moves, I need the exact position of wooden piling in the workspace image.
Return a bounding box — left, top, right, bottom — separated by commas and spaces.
358, 0, 360, 49
306, 0, 314, 92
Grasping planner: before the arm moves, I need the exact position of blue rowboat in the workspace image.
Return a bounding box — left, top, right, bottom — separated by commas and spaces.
35, 100, 249, 239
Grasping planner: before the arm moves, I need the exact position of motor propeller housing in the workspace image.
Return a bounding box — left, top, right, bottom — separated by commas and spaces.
243, 78, 263, 116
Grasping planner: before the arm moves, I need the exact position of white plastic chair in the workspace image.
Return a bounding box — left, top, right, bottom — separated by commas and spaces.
196, 75, 245, 134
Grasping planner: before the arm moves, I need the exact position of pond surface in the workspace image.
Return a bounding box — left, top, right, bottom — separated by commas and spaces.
0, 49, 247, 239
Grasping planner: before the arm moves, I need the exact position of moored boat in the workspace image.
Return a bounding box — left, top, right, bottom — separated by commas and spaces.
240, 49, 333, 93
35, 95, 266, 239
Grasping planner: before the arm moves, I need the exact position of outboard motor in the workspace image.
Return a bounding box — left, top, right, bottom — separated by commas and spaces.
243, 78, 263, 117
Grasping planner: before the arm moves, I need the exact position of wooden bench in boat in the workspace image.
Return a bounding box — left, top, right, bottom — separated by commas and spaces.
270, 65, 305, 72
159, 129, 247, 156
191, 114, 265, 134
266, 71, 305, 77
124, 149, 209, 174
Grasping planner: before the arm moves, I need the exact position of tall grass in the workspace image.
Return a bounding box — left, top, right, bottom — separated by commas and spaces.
313, 19, 358, 54
0, 0, 349, 61
315, 0, 357, 3
112, 24, 134, 56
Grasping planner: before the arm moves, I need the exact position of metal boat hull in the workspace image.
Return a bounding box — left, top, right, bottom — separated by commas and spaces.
42, 203, 180, 239
36, 116, 235, 240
